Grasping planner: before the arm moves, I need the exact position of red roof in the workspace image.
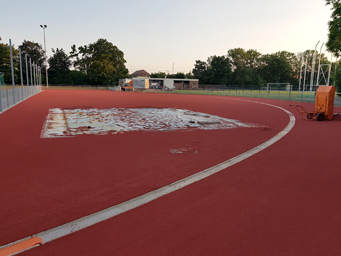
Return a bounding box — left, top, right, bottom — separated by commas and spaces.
131, 70, 150, 77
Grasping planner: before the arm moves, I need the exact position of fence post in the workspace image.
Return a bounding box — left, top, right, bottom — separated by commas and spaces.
33, 63, 36, 86
25, 55, 29, 99
19, 49, 24, 101
0, 87, 2, 113
6, 89, 10, 108
9, 39, 16, 104
30, 59, 33, 86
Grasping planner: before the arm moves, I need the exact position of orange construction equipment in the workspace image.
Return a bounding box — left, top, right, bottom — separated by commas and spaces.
122, 80, 133, 91
290, 85, 336, 121
315, 85, 335, 120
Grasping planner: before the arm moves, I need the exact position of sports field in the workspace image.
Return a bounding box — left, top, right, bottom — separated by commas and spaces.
1, 89, 341, 256
149, 89, 341, 106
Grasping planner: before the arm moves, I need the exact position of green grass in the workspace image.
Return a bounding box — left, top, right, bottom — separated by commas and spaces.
145, 89, 341, 106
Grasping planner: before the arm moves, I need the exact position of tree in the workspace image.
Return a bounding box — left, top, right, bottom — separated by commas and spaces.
67, 70, 88, 85
18, 40, 45, 84
0, 42, 19, 84
206, 55, 232, 85
166, 72, 186, 79
19, 40, 44, 67
259, 51, 298, 86
331, 61, 341, 92
185, 72, 195, 79
150, 72, 167, 78
48, 48, 71, 84
227, 48, 262, 86
192, 60, 209, 84
193, 56, 232, 85
326, 0, 341, 56
71, 39, 129, 85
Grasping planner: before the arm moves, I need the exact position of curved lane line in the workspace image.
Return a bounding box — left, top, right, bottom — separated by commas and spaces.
0, 100, 295, 255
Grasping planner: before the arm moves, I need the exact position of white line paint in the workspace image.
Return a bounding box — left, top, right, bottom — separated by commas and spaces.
1, 100, 295, 255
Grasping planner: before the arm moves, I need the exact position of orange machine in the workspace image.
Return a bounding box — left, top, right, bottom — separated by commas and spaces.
315, 85, 335, 120
290, 86, 336, 121
121, 80, 133, 91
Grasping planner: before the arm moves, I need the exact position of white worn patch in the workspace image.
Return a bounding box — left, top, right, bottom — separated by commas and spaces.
41, 108, 259, 138
169, 148, 198, 154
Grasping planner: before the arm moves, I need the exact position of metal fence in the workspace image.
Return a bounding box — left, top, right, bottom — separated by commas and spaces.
145, 88, 341, 107
42, 85, 109, 90
0, 85, 42, 113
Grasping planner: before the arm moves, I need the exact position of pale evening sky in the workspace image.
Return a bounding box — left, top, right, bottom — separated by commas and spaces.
0, 0, 333, 74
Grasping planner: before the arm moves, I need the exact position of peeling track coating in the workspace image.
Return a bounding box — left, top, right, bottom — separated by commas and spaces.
1, 100, 295, 255
41, 108, 259, 138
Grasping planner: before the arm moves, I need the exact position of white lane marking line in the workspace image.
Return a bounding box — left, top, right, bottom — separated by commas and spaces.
1, 100, 295, 255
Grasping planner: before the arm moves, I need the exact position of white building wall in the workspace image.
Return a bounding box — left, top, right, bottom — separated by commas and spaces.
133, 79, 149, 89
164, 79, 174, 89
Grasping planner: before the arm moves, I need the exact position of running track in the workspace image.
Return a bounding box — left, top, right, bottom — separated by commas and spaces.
1, 90, 341, 255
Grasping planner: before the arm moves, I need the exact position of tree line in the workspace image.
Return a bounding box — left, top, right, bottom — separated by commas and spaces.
134, 48, 338, 92
191, 48, 334, 89
0, 40, 338, 91
1, 15, 341, 93
0, 38, 129, 86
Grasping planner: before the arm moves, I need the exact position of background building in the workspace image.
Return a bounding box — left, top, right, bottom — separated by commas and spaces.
148, 78, 198, 90
131, 70, 150, 78
127, 70, 199, 90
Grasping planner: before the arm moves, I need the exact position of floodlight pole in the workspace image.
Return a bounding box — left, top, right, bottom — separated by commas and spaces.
40, 25, 49, 87
310, 41, 320, 92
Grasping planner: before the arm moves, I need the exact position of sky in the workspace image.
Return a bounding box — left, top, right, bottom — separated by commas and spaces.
0, 0, 333, 74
